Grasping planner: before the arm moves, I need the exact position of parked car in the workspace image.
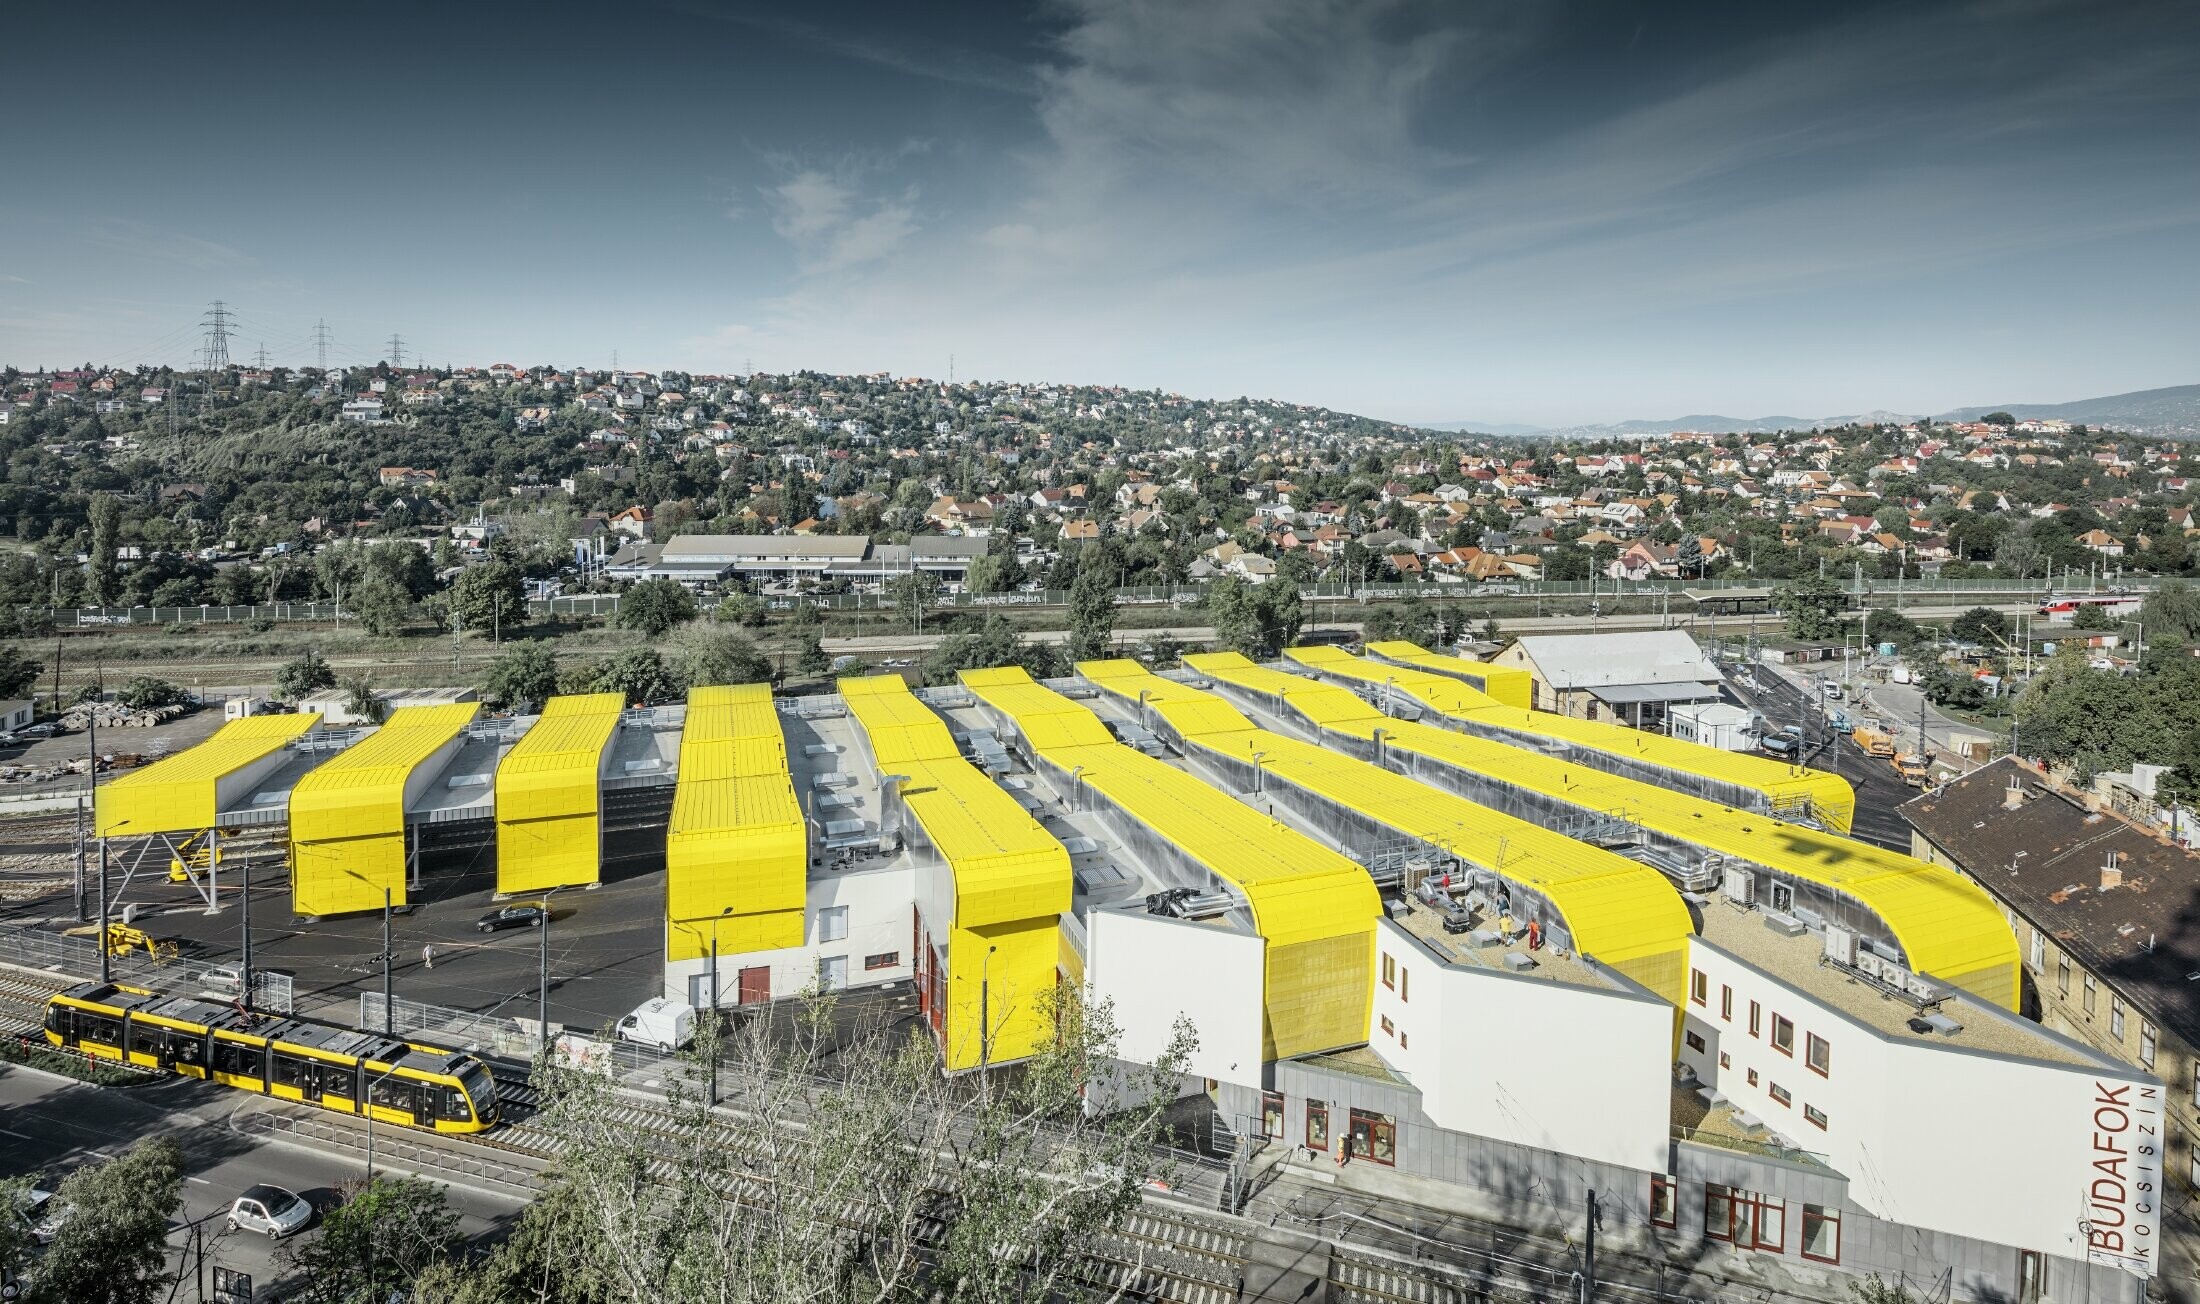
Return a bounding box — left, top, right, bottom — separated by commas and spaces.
227, 1184, 312, 1240
477, 903, 547, 933
16, 724, 54, 740
12, 1187, 66, 1245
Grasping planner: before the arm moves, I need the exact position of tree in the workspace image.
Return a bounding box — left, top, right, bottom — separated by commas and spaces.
0, 645, 43, 700
887, 570, 940, 628
1066, 565, 1116, 663
1980, 411, 2017, 427
282, 1175, 462, 1304
348, 571, 413, 636
1949, 607, 2009, 647
1770, 575, 1845, 639
2141, 578, 2200, 647
485, 642, 562, 711
33, 1135, 183, 1304
2072, 602, 2115, 631
667, 624, 772, 688
431, 988, 1194, 1304
447, 560, 524, 636
713, 591, 767, 627
1675, 534, 1704, 578
1994, 526, 2042, 580
590, 647, 679, 705
275, 648, 337, 700
1205, 577, 1303, 659
118, 675, 184, 709
0, 1174, 35, 1291
86, 493, 121, 607
342, 673, 386, 723
615, 578, 699, 637
797, 634, 832, 678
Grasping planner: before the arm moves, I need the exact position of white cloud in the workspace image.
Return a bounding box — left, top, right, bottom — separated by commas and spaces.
767, 169, 919, 275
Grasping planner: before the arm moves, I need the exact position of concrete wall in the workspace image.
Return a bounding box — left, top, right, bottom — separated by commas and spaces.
666, 862, 914, 1005
1681, 937, 2161, 1275
1369, 919, 1672, 1174
1088, 909, 1264, 1089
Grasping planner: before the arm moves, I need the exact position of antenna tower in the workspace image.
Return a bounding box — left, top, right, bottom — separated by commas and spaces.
199, 301, 234, 371
386, 334, 405, 370
253, 343, 269, 369
312, 319, 333, 371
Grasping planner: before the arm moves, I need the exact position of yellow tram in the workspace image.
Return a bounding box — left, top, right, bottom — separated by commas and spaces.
43, 982, 500, 1134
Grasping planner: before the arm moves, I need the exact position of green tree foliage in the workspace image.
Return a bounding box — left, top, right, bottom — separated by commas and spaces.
1362, 590, 1435, 645
2141, 578, 2200, 647
342, 673, 386, 724
1771, 575, 1846, 639
282, 1175, 462, 1304
86, 493, 121, 607
922, 614, 1061, 685
33, 1135, 184, 1304
275, 648, 337, 700
1949, 607, 2010, 646
485, 642, 562, 711
667, 624, 772, 688
348, 571, 414, 636
2071, 603, 2116, 631
0, 645, 44, 700
1204, 577, 1303, 658
887, 571, 940, 628
615, 578, 699, 637
1066, 564, 1117, 662
1863, 608, 1924, 651
712, 591, 767, 627
0, 1174, 35, 1290
418, 989, 1192, 1304
2012, 650, 2200, 779
447, 560, 524, 636
589, 647, 679, 705
118, 675, 184, 709
797, 634, 831, 678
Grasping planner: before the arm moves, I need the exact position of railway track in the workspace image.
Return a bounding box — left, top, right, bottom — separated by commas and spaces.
0, 971, 1538, 1304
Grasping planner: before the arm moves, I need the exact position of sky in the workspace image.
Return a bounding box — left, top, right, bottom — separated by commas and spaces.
2, 0, 2196, 427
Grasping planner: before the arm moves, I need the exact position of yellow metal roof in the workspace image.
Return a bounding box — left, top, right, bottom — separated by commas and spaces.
840, 675, 1070, 930
290, 704, 479, 915
961, 666, 1377, 1060
667, 684, 805, 955
1288, 645, 1856, 833
495, 693, 625, 894
1200, 653, 2016, 1010
1088, 658, 1690, 1004
1364, 640, 1535, 709
95, 712, 322, 837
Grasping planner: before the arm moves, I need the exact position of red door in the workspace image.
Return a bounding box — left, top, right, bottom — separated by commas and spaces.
737, 966, 771, 1006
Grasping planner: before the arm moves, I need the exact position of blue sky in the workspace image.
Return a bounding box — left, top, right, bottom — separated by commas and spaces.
2, 0, 2195, 426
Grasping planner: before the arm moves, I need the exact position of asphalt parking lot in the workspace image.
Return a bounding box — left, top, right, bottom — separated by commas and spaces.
9, 817, 677, 1036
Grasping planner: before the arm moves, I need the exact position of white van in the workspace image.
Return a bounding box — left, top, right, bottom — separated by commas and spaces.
615, 998, 695, 1052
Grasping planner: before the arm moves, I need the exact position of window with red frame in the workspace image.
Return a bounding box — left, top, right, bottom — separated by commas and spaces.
1806, 1032, 1830, 1076
1690, 970, 1708, 1006
1771, 1014, 1795, 1055
1720, 985, 1733, 1020
1800, 1204, 1840, 1263
1650, 1174, 1678, 1229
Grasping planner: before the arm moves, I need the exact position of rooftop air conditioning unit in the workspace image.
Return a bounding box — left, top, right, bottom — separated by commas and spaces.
1822, 927, 1858, 967
1722, 872, 1756, 906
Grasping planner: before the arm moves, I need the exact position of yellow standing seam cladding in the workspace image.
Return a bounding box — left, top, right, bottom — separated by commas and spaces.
839, 676, 1070, 1071
1086, 660, 1691, 1008
1293, 643, 1856, 834
494, 693, 625, 895
960, 667, 1379, 1062
666, 685, 806, 959
1195, 653, 2019, 1011
290, 704, 480, 916
1363, 640, 1536, 710
95, 713, 323, 838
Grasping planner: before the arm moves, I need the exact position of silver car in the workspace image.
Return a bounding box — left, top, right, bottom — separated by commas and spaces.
228, 1184, 313, 1239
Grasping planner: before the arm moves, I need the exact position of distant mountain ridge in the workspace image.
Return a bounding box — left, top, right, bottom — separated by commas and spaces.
1432, 383, 2200, 440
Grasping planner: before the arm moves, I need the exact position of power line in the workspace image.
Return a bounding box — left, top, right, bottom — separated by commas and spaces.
253, 343, 269, 369
386, 334, 405, 370
199, 301, 234, 372
312, 319, 333, 372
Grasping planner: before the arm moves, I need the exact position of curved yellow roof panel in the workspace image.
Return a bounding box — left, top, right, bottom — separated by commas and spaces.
1212, 654, 2016, 1010
1365, 640, 1535, 709
962, 666, 1378, 1060
1088, 658, 1690, 1005
1289, 645, 1856, 834
840, 674, 1069, 1069
95, 712, 321, 838
291, 704, 478, 915
495, 693, 625, 894
668, 684, 806, 957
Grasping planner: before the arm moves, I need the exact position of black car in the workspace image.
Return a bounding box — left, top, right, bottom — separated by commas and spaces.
476, 903, 547, 933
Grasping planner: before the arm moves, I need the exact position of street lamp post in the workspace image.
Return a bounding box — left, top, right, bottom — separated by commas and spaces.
979, 943, 999, 1069
380, 887, 394, 1034
538, 887, 566, 1058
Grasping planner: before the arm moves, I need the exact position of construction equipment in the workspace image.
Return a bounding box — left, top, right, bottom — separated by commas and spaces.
1893, 753, 1932, 787
60, 922, 182, 963
1854, 727, 1896, 758
167, 830, 220, 883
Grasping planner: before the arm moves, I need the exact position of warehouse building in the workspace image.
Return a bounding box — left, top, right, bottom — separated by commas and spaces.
1484, 630, 1726, 725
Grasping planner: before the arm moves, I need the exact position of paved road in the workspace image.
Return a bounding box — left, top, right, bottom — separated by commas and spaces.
1721, 666, 1917, 849
0, 1066, 524, 1298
